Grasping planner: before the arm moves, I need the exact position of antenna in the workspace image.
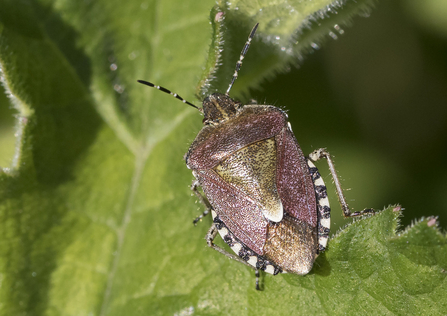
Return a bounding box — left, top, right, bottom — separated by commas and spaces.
137, 80, 200, 111
225, 23, 259, 95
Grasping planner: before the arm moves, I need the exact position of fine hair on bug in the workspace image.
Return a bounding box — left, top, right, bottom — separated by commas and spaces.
138, 22, 375, 291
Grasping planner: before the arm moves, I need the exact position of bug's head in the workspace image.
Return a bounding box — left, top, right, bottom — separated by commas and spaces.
202, 93, 241, 125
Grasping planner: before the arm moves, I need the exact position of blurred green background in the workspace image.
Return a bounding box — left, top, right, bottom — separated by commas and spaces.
1, 0, 446, 231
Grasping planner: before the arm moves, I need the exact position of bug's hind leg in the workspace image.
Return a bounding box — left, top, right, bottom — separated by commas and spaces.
191, 179, 263, 290
308, 148, 375, 217
205, 223, 262, 290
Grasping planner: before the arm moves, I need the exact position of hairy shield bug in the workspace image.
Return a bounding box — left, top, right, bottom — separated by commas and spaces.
138, 23, 374, 290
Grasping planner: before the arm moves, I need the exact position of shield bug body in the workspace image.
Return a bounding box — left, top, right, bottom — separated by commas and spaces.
138, 23, 374, 289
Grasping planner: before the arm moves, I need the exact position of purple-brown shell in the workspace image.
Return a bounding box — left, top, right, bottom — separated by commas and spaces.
186, 105, 285, 170
186, 104, 317, 256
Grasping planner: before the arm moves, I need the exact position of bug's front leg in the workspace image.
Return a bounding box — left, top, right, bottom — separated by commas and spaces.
191, 179, 213, 225
308, 148, 375, 217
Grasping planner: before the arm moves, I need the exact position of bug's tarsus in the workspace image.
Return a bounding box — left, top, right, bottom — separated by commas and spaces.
308, 148, 375, 217
137, 80, 200, 111
193, 210, 209, 225
225, 23, 259, 96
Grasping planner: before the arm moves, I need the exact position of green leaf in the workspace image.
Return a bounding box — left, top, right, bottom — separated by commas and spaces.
313, 209, 447, 315
199, 0, 377, 98
1, 0, 446, 315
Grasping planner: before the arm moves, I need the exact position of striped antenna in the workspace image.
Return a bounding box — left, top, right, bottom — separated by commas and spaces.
226, 23, 259, 95
137, 80, 200, 111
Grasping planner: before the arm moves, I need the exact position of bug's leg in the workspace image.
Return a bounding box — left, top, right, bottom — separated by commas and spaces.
206, 223, 262, 290
191, 180, 212, 225
255, 269, 262, 291
308, 148, 375, 217
206, 223, 258, 268
193, 180, 264, 291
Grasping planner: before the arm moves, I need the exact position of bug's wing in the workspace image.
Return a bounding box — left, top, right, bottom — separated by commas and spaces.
276, 127, 317, 228
197, 168, 269, 255
214, 137, 283, 223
